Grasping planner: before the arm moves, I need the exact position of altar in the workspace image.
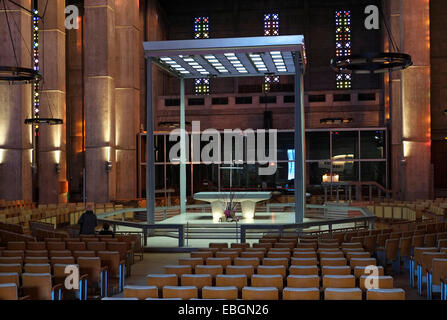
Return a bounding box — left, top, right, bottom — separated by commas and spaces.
194, 192, 272, 222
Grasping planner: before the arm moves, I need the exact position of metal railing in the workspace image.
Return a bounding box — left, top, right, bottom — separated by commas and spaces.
95, 204, 375, 247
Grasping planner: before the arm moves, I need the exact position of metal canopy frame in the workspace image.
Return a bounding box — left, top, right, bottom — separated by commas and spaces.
143, 35, 307, 226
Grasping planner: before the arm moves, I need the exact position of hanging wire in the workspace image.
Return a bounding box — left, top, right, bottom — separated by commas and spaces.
377, 0, 400, 53
3, 0, 19, 67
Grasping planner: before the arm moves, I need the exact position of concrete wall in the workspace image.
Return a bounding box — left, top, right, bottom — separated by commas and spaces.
0, 0, 33, 201
430, 0, 447, 190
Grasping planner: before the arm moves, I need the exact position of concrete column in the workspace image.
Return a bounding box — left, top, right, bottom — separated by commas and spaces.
66, 6, 84, 202
401, 0, 432, 200
0, 0, 33, 201
84, 0, 116, 203
37, 0, 67, 204
114, 0, 140, 200
388, 0, 432, 200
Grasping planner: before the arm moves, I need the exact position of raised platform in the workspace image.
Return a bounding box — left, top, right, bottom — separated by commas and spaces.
157, 211, 301, 225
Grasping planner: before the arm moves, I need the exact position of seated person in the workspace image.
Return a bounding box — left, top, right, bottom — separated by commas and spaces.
98, 223, 114, 237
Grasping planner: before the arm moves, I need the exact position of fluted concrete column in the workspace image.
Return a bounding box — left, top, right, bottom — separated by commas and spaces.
84, 0, 116, 203
389, 0, 432, 200
401, 0, 432, 200
387, 0, 404, 199
114, 0, 140, 200
37, 0, 67, 204
0, 0, 33, 201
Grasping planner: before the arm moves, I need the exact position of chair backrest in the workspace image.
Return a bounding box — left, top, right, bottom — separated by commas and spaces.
202, 286, 238, 300
234, 257, 260, 267
178, 258, 203, 269
321, 266, 351, 276
146, 274, 178, 288
263, 257, 289, 267
293, 251, 317, 259
267, 251, 291, 259
66, 242, 86, 251
78, 257, 102, 283
50, 256, 76, 265
2, 250, 25, 258
225, 265, 255, 278
257, 265, 287, 278
324, 288, 362, 300
72, 251, 96, 258
26, 242, 46, 250
123, 285, 158, 300
320, 258, 347, 267
231, 243, 250, 250
242, 287, 278, 300
22, 273, 53, 300
190, 251, 214, 259
46, 242, 66, 251
87, 242, 107, 252
181, 274, 212, 289
0, 264, 22, 274
424, 234, 437, 247
215, 251, 239, 260
422, 252, 447, 273
366, 288, 405, 300
289, 265, 319, 276
7, 242, 26, 251
0, 283, 18, 300
98, 251, 122, 276
24, 263, 51, 274
359, 275, 393, 291
0, 257, 23, 266
0, 273, 19, 286
240, 251, 264, 259
287, 275, 319, 288
209, 243, 228, 249
106, 242, 128, 260
323, 275, 355, 289
319, 251, 344, 259
24, 257, 49, 264
346, 252, 370, 260
216, 274, 247, 290
49, 250, 71, 258
164, 265, 192, 278
195, 265, 223, 278
206, 257, 231, 267
162, 286, 198, 300
251, 275, 283, 290
399, 237, 412, 257
283, 287, 320, 300
385, 239, 400, 260
432, 258, 447, 285
350, 258, 376, 268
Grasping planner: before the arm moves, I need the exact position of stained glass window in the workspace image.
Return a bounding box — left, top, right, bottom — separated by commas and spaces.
264, 13, 280, 93
194, 16, 209, 39
194, 17, 210, 94
195, 78, 210, 95
335, 10, 352, 89
264, 13, 279, 36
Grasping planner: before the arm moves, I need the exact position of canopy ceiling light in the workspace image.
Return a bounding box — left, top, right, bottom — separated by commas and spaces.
145, 35, 306, 78
143, 35, 307, 225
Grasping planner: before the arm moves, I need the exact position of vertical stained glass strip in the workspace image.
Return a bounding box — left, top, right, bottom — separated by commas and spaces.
335, 10, 351, 89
